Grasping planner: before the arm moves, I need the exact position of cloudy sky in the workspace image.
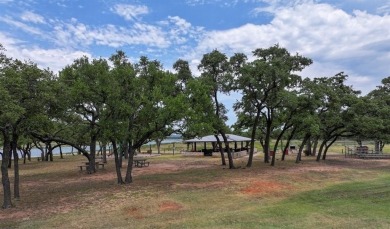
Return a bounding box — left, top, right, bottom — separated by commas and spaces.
1, 0, 389, 125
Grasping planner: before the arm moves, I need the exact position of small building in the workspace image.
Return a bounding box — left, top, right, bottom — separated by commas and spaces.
182, 134, 253, 158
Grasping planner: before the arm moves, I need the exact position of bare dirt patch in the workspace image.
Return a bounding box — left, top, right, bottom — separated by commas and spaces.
158, 201, 183, 212
125, 207, 144, 219
2, 154, 390, 225
241, 180, 292, 196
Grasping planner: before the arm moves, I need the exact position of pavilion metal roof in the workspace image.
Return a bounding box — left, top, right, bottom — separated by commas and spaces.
183, 134, 251, 143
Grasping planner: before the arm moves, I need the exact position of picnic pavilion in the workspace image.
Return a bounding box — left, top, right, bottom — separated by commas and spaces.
182, 134, 253, 157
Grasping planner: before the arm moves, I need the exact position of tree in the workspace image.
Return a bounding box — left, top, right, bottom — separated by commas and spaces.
1, 44, 55, 207
173, 59, 193, 91
0, 51, 54, 204
351, 76, 390, 151
102, 52, 187, 184
0, 44, 13, 208
234, 44, 312, 165
313, 73, 360, 161
198, 50, 236, 169
58, 56, 110, 173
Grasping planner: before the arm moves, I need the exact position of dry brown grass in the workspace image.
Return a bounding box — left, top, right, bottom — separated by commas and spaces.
1, 153, 390, 228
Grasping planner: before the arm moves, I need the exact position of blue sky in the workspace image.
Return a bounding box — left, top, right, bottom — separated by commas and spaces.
1, 0, 390, 125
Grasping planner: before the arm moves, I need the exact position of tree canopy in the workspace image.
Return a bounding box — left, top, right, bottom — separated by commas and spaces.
1, 43, 389, 208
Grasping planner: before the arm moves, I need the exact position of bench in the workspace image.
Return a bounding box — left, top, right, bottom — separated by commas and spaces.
78, 165, 88, 171
133, 159, 149, 168
79, 162, 105, 171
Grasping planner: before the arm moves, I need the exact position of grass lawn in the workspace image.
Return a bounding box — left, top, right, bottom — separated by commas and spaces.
1, 151, 390, 228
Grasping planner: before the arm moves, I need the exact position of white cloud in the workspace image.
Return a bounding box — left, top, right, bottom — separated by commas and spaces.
0, 16, 42, 35
185, 0, 257, 7
52, 19, 169, 49
252, 0, 316, 14
377, 3, 390, 14
163, 16, 205, 45
187, 2, 390, 92
20, 48, 92, 73
0, 33, 22, 55
111, 4, 149, 21
0, 32, 91, 73
20, 11, 46, 24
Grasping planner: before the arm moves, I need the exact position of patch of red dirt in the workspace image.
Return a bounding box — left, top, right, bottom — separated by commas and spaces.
241, 181, 290, 195
125, 207, 144, 219
158, 201, 183, 212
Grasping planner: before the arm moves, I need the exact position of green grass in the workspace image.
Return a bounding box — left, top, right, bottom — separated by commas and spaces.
260, 175, 390, 228
2, 154, 390, 228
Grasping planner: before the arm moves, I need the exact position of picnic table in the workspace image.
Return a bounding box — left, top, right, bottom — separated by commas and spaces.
78, 161, 105, 171
133, 158, 149, 168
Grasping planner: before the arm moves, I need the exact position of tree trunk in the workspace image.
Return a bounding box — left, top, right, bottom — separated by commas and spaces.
123, 141, 129, 159
220, 131, 235, 169
49, 144, 53, 162
59, 145, 63, 159
263, 127, 271, 164
322, 136, 338, 160
306, 135, 312, 156
374, 140, 381, 153
271, 136, 282, 166
102, 144, 107, 163
156, 138, 162, 154
8, 150, 12, 169
263, 112, 272, 163
44, 143, 49, 161
27, 148, 31, 161
247, 108, 261, 168
296, 134, 309, 163
316, 140, 327, 161
312, 137, 319, 156
214, 135, 226, 166
11, 134, 20, 200
88, 135, 97, 174
125, 142, 135, 184
1, 129, 13, 209
271, 138, 279, 166
33, 141, 43, 161
111, 140, 124, 184
380, 141, 385, 152
23, 149, 27, 164
282, 127, 296, 161
98, 142, 103, 156
271, 124, 292, 166
118, 145, 123, 168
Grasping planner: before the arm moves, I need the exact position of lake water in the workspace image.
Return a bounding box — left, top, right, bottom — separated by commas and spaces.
24, 138, 183, 158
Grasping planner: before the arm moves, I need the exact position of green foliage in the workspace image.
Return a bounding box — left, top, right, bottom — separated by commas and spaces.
0, 55, 54, 138
233, 44, 312, 162
350, 76, 390, 144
